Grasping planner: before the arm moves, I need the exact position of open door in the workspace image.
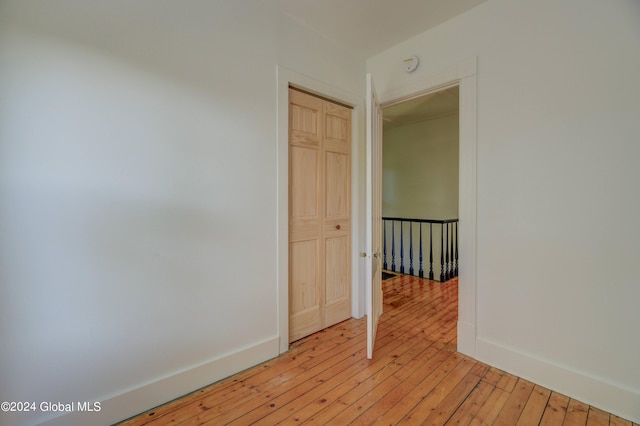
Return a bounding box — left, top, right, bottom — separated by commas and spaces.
366, 74, 383, 359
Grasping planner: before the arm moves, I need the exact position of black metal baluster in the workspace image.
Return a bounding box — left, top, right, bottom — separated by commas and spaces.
419, 223, 424, 278
400, 221, 404, 274
449, 222, 453, 280
454, 221, 459, 277
444, 223, 449, 281
409, 222, 414, 276
383, 220, 387, 270
429, 223, 434, 280
391, 220, 396, 272
440, 223, 445, 282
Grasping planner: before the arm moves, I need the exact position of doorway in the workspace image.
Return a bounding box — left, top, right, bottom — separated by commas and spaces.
371, 58, 478, 359
381, 86, 460, 283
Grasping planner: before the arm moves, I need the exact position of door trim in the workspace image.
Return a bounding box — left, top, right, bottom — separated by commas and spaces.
276, 66, 365, 354
376, 58, 478, 357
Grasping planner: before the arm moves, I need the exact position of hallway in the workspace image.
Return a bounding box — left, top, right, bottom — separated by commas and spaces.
120, 275, 635, 425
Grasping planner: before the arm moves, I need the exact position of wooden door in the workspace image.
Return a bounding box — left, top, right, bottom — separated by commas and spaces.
289, 88, 351, 342
366, 74, 383, 359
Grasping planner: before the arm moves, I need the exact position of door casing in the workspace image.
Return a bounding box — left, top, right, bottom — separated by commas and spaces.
277, 66, 364, 354
375, 58, 478, 357
276, 59, 478, 357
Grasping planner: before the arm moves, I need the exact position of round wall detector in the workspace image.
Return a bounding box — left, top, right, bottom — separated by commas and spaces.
403, 55, 419, 73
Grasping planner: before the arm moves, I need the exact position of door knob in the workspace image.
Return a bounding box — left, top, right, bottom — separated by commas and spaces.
335, 224, 341, 230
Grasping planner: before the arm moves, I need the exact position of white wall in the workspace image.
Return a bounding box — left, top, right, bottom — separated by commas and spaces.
369, 0, 640, 421
0, 1, 365, 425
383, 113, 459, 219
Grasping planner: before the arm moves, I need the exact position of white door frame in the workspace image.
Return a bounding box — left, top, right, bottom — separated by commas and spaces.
375, 58, 478, 357
277, 59, 477, 356
276, 66, 365, 354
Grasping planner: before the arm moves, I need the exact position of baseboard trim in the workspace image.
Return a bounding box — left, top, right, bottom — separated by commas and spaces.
36, 337, 280, 426
456, 320, 476, 357
475, 337, 640, 423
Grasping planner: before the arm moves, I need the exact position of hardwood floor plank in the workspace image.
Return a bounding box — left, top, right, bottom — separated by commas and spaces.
371, 351, 464, 425
211, 345, 369, 425
587, 406, 611, 426
398, 357, 477, 424
189, 335, 369, 425
493, 378, 535, 426
516, 384, 552, 426
468, 386, 510, 426
419, 368, 484, 425
496, 371, 519, 393
255, 334, 428, 425
468, 361, 490, 378
482, 366, 505, 387
563, 399, 590, 426
344, 346, 454, 425
299, 343, 445, 424
444, 380, 495, 425
611, 414, 633, 426
540, 391, 570, 425
303, 311, 458, 424
221, 282, 457, 425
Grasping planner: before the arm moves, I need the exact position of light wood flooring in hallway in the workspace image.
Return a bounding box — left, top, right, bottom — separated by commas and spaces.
120, 275, 637, 425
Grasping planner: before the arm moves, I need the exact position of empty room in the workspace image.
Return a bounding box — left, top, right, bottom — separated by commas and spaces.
1, 0, 639, 425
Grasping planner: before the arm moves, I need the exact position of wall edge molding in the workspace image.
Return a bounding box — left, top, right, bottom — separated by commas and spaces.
475, 337, 640, 423
34, 338, 279, 426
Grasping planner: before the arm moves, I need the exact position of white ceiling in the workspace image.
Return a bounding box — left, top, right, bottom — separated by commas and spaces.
262, 0, 486, 57
264, 0, 477, 126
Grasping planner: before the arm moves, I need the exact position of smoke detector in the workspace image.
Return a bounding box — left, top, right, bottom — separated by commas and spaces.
403, 55, 419, 73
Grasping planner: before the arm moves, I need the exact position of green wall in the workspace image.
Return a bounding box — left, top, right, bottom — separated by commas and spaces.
383, 112, 459, 220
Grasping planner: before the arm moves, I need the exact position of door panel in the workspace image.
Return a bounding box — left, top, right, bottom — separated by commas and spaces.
290, 90, 321, 138
325, 151, 349, 218
290, 146, 319, 218
324, 235, 350, 327
289, 239, 321, 341
289, 240, 320, 315
325, 112, 349, 143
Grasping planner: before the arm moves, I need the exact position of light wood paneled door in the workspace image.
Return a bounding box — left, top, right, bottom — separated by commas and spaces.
289, 88, 351, 342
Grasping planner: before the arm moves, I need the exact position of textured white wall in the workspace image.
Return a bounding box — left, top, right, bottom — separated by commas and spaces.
369, 0, 640, 421
0, 1, 365, 425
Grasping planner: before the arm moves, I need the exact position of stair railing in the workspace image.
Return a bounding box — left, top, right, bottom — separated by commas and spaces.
382, 217, 459, 281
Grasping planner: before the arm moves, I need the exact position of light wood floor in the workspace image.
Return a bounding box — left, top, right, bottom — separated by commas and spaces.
120, 275, 637, 425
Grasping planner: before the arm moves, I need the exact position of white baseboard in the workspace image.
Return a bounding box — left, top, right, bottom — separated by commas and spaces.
475, 337, 640, 423
35, 337, 280, 426
457, 320, 476, 357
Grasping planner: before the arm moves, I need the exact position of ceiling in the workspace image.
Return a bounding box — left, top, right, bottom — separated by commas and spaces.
263, 0, 478, 127
383, 86, 459, 129
262, 0, 486, 57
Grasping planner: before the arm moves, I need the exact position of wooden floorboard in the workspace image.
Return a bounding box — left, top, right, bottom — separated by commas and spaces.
118, 275, 636, 426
